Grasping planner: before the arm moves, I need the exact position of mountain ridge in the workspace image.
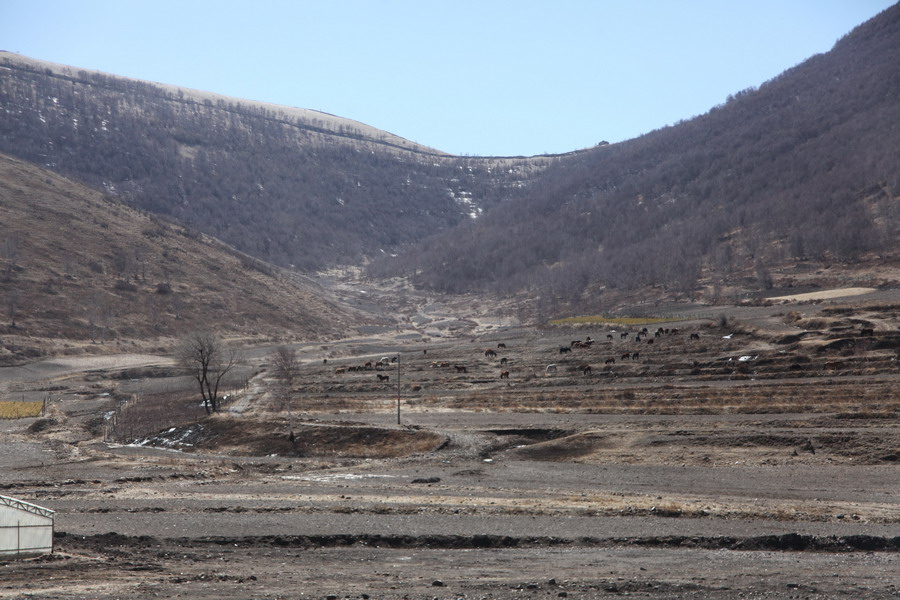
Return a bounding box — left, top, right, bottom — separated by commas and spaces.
0, 50, 450, 157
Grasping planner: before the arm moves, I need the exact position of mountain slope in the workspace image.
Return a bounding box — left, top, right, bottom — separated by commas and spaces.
0, 153, 361, 363
371, 4, 900, 303
0, 52, 553, 271
3, 5, 898, 316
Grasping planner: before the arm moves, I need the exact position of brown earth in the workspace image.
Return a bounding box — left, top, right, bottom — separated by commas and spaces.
1, 294, 899, 599
0, 153, 366, 364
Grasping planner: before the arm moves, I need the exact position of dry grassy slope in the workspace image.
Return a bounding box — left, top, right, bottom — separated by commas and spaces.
0, 153, 368, 362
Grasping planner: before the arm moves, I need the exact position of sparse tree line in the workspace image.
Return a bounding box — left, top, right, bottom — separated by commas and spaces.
0, 57, 539, 273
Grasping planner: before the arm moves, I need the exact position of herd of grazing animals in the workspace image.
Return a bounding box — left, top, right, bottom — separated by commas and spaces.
308, 317, 897, 401
320, 326, 700, 388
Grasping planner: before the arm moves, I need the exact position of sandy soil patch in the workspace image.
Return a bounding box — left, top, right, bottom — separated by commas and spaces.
768, 287, 876, 302
38, 354, 174, 371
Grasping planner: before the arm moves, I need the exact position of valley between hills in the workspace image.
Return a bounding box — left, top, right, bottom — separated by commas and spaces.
1, 5, 900, 597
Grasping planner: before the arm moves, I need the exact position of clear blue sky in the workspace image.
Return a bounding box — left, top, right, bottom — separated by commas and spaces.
2, 1, 895, 156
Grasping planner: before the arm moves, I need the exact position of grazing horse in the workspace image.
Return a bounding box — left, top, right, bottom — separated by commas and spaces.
485, 349, 497, 358
559, 346, 572, 354
690, 333, 700, 340
454, 365, 468, 373
620, 332, 629, 339
499, 370, 510, 379
377, 374, 390, 382
605, 358, 616, 365
581, 365, 592, 376
545, 364, 557, 373
621, 353, 631, 361
607, 334, 614, 340
631, 352, 639, 361
500, 357, 508, 365
497, 343, 507, 349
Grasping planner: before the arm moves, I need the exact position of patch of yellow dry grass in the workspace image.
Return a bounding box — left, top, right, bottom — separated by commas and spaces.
0, 401, 44, 419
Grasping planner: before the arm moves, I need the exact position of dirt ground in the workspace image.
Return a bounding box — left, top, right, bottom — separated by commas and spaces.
1, 292, 899, 599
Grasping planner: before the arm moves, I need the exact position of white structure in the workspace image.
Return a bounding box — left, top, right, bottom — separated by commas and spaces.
0, 495, 55, 557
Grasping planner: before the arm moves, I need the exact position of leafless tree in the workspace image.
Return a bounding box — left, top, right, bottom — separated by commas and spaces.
176, 332, 239, 414
4, 288, 19, 328
112, 247, 134, 282
2, 235, 21, 283
272, 345, 299, 391
271, 345, 300, 423
87, 294, 112, 343
755, 261, 774, 290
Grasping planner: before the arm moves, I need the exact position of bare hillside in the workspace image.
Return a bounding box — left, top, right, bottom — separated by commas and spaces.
0, 153, 366, 364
